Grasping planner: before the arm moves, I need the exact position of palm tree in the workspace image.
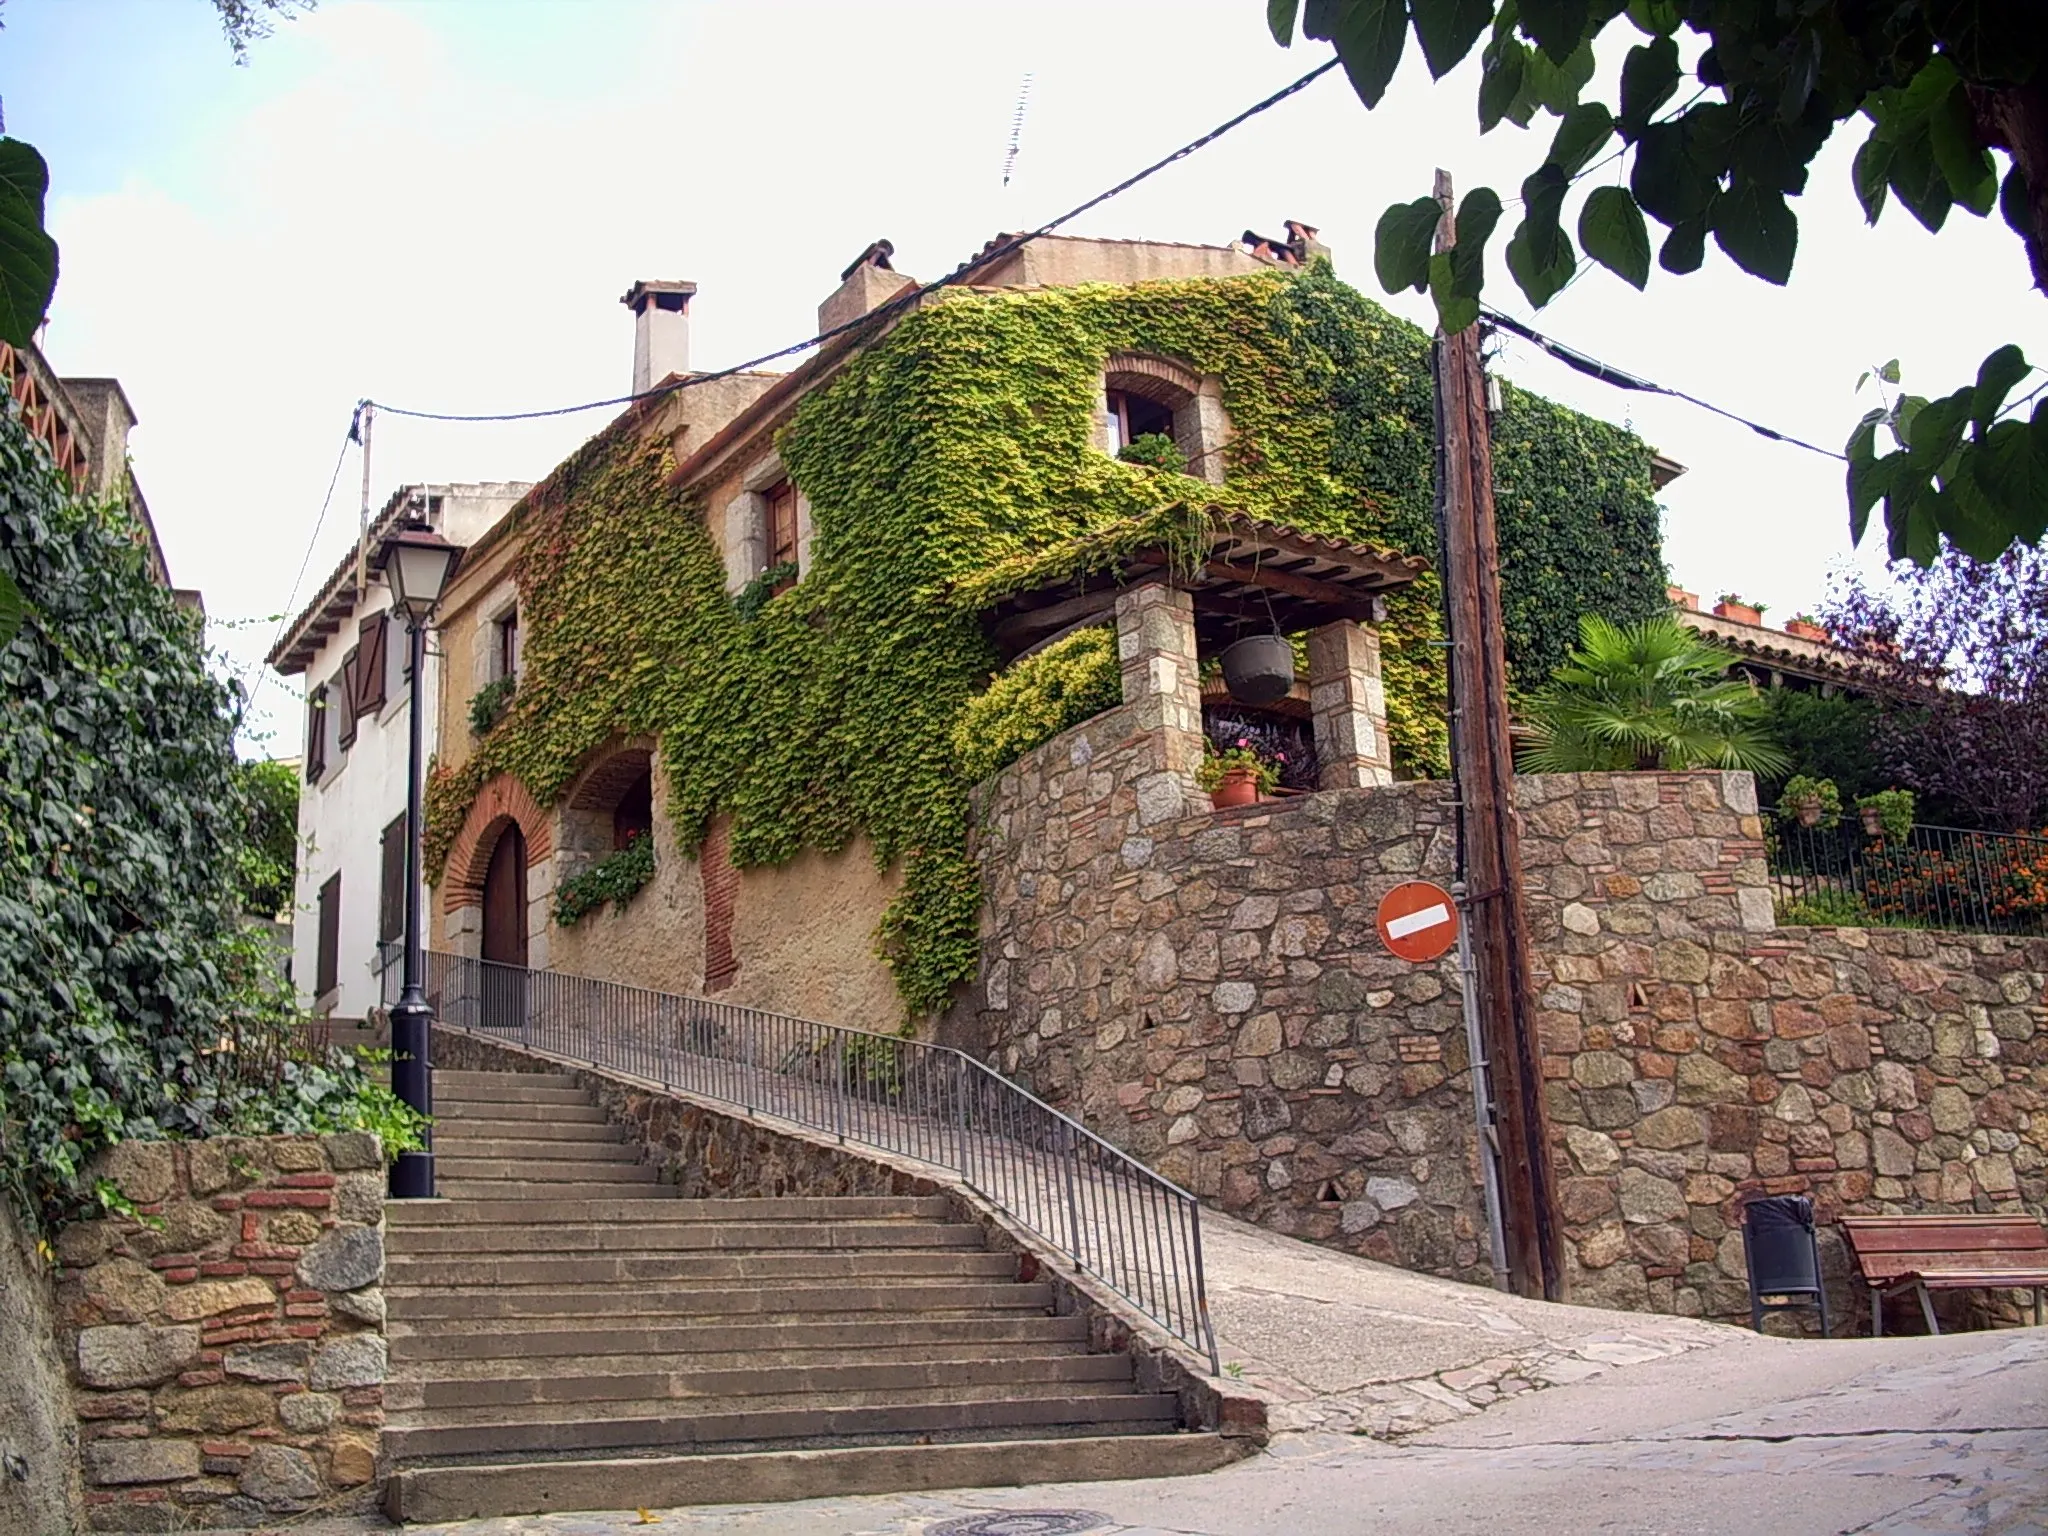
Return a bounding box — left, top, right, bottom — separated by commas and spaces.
1517, 614, 1790, 776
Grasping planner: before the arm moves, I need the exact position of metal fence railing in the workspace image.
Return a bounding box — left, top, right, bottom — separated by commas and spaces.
1766, 812, 2048, 937
413, 951, 1220, 1374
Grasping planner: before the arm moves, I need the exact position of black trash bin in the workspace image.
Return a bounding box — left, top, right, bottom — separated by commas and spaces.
1743, 1194, 1831, 1336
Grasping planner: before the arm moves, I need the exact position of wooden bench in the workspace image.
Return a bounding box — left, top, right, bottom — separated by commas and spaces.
1839, 1214, 2048, 1336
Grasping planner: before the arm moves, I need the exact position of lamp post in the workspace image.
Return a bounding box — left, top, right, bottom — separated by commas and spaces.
375, 519, 462, 1200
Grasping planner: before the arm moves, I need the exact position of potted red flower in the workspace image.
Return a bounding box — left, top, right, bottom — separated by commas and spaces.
1198, 739, 1278, 809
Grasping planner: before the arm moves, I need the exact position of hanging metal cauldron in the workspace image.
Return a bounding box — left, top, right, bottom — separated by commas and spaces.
1219, 632, 1295, 706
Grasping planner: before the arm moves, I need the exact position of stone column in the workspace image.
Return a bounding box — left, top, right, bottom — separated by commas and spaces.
1308, 619, 1394, 789
1114, 582, 1204, 819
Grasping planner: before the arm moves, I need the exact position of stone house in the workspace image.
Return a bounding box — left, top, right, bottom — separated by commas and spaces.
401, 228, 2047, 1328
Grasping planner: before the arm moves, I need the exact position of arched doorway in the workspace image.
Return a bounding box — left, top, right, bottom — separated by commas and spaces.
480, 823, 527, 1028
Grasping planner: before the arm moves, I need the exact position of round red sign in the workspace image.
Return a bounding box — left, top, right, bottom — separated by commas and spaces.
1376, 880, 1460, 963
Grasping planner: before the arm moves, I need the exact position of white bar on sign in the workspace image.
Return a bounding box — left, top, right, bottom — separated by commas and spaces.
1385, 903, 1452, 940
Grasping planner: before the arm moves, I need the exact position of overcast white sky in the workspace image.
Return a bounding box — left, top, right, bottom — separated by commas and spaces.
6, 0, 2042, 753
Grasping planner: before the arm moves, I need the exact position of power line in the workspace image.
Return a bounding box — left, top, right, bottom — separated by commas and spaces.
366, 59, 1341, 427
1481, 307, 1847, 461
241, 422, 357, 723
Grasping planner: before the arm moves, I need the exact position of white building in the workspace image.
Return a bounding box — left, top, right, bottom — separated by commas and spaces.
267, 482, 531, 1018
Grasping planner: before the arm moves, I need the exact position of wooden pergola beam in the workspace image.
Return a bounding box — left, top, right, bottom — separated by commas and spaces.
1203, 558, 1383, 617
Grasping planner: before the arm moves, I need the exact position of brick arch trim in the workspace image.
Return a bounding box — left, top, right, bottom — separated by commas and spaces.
562, 734, 658, 813
440, 773, 555, 913
1104, 351, 1204, 406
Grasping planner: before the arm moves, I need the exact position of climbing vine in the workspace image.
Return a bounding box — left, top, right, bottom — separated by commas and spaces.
424, 263, 1664, 1020
554, 833, 655, 926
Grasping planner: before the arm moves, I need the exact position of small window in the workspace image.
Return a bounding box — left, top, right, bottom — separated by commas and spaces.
612, 769, 654, 850
336, 648, 361, 750
305, 685, 328, 780
378, 813, 408, 946
765, 481, 799, 592
315, 873, 341, 999
1104, 389, 1176, 457
495, 609, 521, 682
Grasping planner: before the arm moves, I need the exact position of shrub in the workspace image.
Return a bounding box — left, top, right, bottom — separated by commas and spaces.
951, 627, 1121, 785
1118, 433, 1188, 473
469, 675, 516, 735
554, 832, 656, 926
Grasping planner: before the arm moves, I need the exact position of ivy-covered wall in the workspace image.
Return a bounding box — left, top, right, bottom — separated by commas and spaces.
425, 263, 1666, 1022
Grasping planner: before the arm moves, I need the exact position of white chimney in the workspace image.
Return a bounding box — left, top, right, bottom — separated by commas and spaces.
620, 280, 696, 394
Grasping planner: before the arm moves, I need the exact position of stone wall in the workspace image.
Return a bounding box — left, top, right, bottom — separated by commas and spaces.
0, 1199, 82, 1536
958, 706, 2048, 1328
951, 701, 1490, 1285
52, 1134, 387, 1531
1518, 771, 2048, 1328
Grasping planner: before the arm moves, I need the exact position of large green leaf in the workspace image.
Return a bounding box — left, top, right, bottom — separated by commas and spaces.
1625, 0, 1678, 35
1518, 0, 1590, 64
1658, 215, 1709, 273
1618, 36, 1679, 136
1268, 0, 1301, 45
1429, 184, 1505, 330
1579, 185, 1651, 288
1545, 102, 1614, 174
0, 140, 59, 350
1313, 0, 1411, 107
1523, 38, 1595, 114
0, 568, 22, 649
1411, 0, 1494, 76
1505, 173, 1577, 309
1710, 178, 1797, 283
1374, 195, 1443, 294
1852, 129, 1893, 223
1926, 79, 1998, 215
1967, 344, 2029, 434
2002, 164, 2038, 241
1478, 36, 1532, 130
1631, 119, 1715, 224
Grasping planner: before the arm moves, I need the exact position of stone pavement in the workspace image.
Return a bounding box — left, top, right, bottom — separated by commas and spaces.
239, 1325, 2048, 1536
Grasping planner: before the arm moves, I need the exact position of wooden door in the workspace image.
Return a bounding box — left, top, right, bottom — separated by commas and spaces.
480, 823, 527, 1029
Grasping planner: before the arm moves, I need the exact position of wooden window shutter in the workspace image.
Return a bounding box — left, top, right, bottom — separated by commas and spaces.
356, 614, 388, 714
378, 813, 407, 944
306, 686, 327, 779
336, 649, 360, 749
315, 873, 341, 998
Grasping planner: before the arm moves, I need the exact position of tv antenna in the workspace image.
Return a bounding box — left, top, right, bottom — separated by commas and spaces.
1001, 72, 1034, 188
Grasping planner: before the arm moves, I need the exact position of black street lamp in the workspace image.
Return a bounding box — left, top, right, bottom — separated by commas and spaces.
374, 518, 461, 1201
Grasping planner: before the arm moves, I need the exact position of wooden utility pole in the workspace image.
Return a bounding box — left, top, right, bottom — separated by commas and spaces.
1430, 169, 1560, 1301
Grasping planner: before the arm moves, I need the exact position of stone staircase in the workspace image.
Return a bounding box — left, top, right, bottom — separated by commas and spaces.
380, 1068, 1231, 1521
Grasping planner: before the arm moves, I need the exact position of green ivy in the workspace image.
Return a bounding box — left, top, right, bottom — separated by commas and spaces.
469, 675, 516, 736
554, 833, 656, 926
951, 628, 1121, 785
425, 264, 1664, 1021
0, 405, 411, 1227
733, 561, 799, 623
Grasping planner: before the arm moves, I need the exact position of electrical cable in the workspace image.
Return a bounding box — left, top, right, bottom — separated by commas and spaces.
364, 59, 1342, 426
242, 421, 358, 722
1480, 307, 1847, 461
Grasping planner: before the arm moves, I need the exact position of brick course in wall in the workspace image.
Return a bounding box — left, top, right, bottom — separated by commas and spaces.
51, 1134, 387, 1531
956, 705, 2048, 1329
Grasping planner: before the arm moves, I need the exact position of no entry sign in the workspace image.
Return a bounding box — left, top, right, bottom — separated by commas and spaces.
1376, 880, 1459, 963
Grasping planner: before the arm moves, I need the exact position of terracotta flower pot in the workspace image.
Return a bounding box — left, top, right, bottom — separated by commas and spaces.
1793, 796, 1824, 828
1860, 806, 1886, 837
1714, 601, 1764, 626
1785, 620, 1828, 642
1210, 764, 1261, 809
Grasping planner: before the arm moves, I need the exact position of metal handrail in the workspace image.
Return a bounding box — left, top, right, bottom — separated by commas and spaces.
416, 951, 1220, 1374
1764, 809, 2048, 938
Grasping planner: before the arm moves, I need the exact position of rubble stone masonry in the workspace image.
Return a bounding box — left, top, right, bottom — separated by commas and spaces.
51, 1133, 387, 1530
957, 702, 2047, 1329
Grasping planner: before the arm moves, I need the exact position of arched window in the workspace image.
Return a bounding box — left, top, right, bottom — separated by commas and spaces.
1097, 353, 1230, 485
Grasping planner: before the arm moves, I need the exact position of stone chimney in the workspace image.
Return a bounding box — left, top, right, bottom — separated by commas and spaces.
58, 377, 138, 502
819, 240, 915, 336
620, 280, 697, 394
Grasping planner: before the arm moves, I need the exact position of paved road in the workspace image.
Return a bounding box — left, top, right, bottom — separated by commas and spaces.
260, 1327, 2047, 1536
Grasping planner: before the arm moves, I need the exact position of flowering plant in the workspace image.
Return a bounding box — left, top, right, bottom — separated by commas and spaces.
1197, 736, 1281, 792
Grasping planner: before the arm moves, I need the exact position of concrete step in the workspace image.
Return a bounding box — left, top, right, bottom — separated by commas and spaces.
386, 1221, 988, 1256
387, 1313, 1091, 1362
384, 1195, 954, 1227
428, 1139, 645, 1164
430, 1100, 612, 1126
435, 1070, 579, 1089
387, 1280, 1056, 1322
436, 1083, 595, 1107
385, 1354, 1135, 1413
381, 1391, 1182, 1461
435, 1157, 658, 1182
385, 1250, 1018, 1290
436, 1179, 671, 1201
429, 1120, 623, 1144
384, 1432, 1238, 1522
390, 1378, 1145, 1429
392, 1337, 1095, 1379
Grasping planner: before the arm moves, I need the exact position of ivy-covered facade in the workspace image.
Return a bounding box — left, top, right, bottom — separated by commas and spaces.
424, 238, 1667, 1025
